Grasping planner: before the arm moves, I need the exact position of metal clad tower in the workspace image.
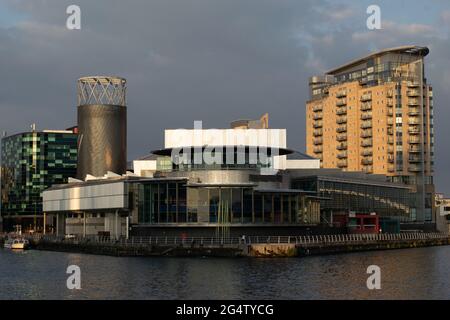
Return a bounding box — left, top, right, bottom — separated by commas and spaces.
76, 76, 127, 179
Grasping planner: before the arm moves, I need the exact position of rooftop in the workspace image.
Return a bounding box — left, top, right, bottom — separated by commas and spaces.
326, 45, 429, 75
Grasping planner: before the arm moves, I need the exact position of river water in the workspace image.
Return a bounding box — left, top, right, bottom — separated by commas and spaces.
1, 246, 449, 300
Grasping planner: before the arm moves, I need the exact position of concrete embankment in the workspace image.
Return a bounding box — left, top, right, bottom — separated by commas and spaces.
248, 237, 450, 257
34, 240, 246, 257
297, 237, 450, 256
25, 233, 450, 258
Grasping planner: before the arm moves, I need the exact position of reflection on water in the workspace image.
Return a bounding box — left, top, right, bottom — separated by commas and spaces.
0, 246, 449, 300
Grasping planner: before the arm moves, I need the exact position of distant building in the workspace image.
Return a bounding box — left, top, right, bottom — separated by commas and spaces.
435, 194, 450, 235
1, 127, 77, 232
230, 113, 269, 129
306, 46, 435, 222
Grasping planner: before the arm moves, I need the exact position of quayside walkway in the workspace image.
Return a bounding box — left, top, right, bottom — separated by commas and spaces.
18, 232, 450, 257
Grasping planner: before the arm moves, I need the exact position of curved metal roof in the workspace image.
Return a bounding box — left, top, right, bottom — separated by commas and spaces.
326, 46, 429, 75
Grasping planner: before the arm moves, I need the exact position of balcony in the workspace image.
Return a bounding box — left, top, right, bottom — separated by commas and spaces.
361, 112, 372, 120
336, 89, 347, 98
409, 146, 421, 153
313, 146, 323, 153
409, 136, 420, 144
387, 109, 394, 117
386, 90, 394, 98
336, 134, 347, 142
337, 151, 348, 159
313, 105, 323, 112
408, 99, 419, 106
360, 130, 372, 138
313, 121, 323, 128
361, 157, 373, 165
387, 136, 394, 144
407, 82, 420, 88
336, 107, 347, 115
336, 117, 347, 124
361, 139, 373, 147
409, 164, 422, 172
387, 118, 394, 125
361, 121, 372, 129
387, 127, 394, 135
313, 113, 323, 120
387, 154, 394, 163
363, 165, 373, 173
387, 146, 394, 153
336, 98, 347, 106
361, 149, 373, 157
408, 108, 420, 116
337, 142, 347, 150
409, 155, 422, 163
336, 125, 347, 133
313, 138, 323, 145
407, 90, 420, 97
337, 159, 348, 168
361, 102, 372, 111
361, 93, 372, 101
408, 118, 420, 125
388, 165, 395, 173
408, 127, 420, 134
387, 99, 394, 107
313, 129, 323, 137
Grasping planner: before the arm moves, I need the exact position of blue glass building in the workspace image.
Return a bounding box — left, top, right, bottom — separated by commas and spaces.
1, 129, 77, 232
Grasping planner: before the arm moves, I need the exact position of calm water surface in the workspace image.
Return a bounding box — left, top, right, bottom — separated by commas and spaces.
1, 246, 449, 299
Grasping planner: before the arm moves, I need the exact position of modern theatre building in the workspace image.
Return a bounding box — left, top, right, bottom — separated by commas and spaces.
42, 117, 416, 238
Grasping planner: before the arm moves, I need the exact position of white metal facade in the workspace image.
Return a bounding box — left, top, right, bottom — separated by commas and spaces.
43, 182, 128, 212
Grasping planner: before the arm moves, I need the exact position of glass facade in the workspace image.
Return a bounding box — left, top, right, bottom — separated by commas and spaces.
292, 177, 414, 221
1, 131, 77, 231
137, 181, 303, 225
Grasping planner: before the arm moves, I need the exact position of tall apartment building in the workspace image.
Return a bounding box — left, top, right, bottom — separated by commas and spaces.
306, 46, 434, 222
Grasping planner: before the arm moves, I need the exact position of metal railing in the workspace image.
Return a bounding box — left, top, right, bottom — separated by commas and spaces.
29, 232, 449, 247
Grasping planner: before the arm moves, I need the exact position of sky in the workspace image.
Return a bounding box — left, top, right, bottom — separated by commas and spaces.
1, 0, 450, 193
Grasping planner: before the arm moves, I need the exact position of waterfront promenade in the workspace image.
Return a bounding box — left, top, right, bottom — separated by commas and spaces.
3, 232, 447, 257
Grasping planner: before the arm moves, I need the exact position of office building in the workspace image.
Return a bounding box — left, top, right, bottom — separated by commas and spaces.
1, 127, 77, 232
306, 46, 434, 222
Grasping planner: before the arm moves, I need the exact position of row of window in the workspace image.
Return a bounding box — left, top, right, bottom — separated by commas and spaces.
137, 183, 303, 224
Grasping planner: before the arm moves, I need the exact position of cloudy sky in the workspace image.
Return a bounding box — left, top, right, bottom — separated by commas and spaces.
1, 0, 450, 193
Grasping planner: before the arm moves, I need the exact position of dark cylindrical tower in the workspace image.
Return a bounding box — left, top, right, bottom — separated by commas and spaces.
76, 76, 127, 179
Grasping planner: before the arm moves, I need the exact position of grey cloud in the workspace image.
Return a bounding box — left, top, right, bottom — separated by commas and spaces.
1, 0, 450, 194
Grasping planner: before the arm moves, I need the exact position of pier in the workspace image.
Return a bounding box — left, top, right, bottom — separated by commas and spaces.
14, 232, 450, 257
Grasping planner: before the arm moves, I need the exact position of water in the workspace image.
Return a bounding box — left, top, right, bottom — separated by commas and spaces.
1, 246, 449, 299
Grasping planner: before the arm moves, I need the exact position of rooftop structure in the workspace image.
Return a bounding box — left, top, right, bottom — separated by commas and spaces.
76, 76, 127, 179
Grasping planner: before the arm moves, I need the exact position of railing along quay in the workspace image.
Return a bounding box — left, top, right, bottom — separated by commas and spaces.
29, 232, 449, 248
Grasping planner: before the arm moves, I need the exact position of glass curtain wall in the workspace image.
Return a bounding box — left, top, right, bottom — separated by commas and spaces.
138, 183, 302, 225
